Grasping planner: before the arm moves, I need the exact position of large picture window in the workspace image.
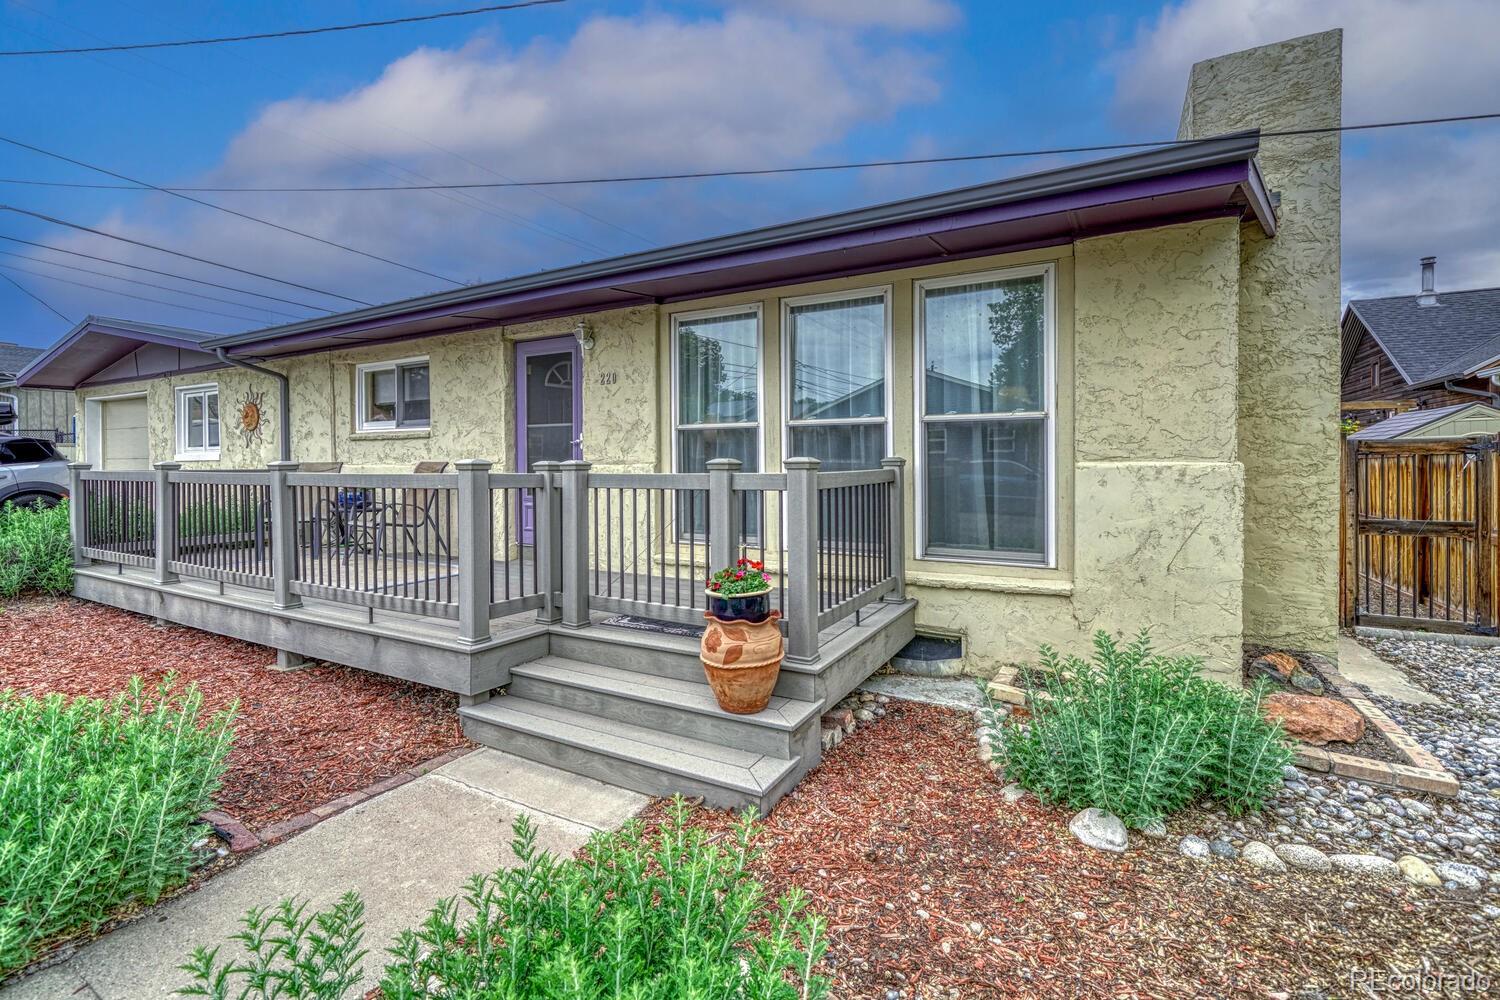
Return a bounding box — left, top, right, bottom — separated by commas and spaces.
783, 289, 889, 471
175, 384, 219, 460
916, 265, 1054, 564
356, 357, 430, 431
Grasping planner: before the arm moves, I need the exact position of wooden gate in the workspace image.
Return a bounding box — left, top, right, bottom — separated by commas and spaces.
1340, 437, 1498, 633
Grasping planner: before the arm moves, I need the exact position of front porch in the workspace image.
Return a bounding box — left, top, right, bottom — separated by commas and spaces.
68, 458, 916, 810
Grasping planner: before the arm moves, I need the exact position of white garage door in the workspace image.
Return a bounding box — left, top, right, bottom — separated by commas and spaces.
100, 397, 149, 470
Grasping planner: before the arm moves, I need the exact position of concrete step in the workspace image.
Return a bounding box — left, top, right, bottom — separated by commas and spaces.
509, 656, 819, 759
547, 624, 821, 701
459, 695, 808, 812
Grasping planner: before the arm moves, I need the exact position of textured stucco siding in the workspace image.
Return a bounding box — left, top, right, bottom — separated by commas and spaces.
1179, 30, 1342, 657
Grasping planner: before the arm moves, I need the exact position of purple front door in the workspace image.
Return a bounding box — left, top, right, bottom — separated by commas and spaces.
516, 336, 583, 544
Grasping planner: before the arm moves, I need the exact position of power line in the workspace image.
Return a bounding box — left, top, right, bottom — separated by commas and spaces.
0, 205, 372, 306
0, 270, 71, 323
0, 248, 305, 319
0, 260, 273, 323
0, 0, 565, 56
0, 134, 464, 285
0, 234, 336, 312
0, 113, 1493, 193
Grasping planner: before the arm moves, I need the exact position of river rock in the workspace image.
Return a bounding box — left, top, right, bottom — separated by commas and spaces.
1178, 835, 1212, 861
1242, 841, 1286, 872
1398, 855, 1442, 887
1330, 854, 1400, 878
1069, 808, 1127, 853
1275, 843, 1332, 871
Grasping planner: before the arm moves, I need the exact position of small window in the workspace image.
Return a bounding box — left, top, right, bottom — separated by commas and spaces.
783, 289, 890, 472
175, 385, 220, 459
1371, 364, 1381, 389
356, 358, 430, 431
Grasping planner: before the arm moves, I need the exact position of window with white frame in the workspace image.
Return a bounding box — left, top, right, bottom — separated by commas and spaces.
783, 289, 889, 471
917, 264, 1053, 564
673, 307, 761, 535
175, 384, 220, 459
356, 357, 430, 431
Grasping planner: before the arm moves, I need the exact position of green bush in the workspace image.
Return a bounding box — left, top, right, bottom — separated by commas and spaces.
0, 499, 73, 598
985, 630, 1291, 828
0, 678, 235, 973
180, 798, 829, 1000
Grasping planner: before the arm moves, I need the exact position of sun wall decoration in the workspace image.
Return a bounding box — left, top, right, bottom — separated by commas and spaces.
237, 388, 266, 447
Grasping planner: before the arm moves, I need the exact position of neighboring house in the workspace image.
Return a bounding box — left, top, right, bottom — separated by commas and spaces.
18, 33, 1342, 808
1340, 258, 1500, 427
0, 341, 76, 449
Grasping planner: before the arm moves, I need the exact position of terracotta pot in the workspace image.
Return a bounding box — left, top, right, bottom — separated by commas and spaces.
700, 610, 784, 715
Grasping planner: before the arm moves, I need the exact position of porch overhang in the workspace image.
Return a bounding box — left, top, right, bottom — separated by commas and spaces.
15, 316, 219, 390
208, 131, 1276, 360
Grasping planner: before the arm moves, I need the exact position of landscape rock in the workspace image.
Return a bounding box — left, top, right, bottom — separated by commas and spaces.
1434, 861, 1486, 891
1069, 808, 1128, 853
1398, 855, 1442, 887
1242, 841, 1286, 872
1275, 843, 1332, 871
1140, 818, 1168, 840
1262, 693, 1365, 746
1329, 853, 1400, 878
1178, 835, 1212, 861
1208, 839, 1239, 860
1251, 652, 1299, 682
1000, 783, 1029, 804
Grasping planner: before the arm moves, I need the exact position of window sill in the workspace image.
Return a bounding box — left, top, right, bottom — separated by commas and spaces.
350, 429, 431, 441
174, 452, 220, 463
906, 569, 1073, 598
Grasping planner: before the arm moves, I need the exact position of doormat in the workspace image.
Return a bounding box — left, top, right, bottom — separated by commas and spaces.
600, 615, 704, 638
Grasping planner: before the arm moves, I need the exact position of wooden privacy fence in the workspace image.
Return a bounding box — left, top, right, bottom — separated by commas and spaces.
1340, 436, 1499, 634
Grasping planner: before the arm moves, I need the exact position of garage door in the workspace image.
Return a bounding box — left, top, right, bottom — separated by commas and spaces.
100, 397, 149, 470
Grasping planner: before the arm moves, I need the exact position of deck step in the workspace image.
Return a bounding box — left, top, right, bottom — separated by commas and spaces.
509, 657, 819, 759
459, 696, 806, 811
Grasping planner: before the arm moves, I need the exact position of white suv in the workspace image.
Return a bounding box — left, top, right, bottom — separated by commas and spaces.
0, 436, 70, 509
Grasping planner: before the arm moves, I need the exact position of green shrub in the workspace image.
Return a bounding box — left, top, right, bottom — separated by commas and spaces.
180, 798, 829, 1000
0, 499, 73, 598
0, 677, 235, 973
177, 893, 367, 1000
985, 630, 1291, 828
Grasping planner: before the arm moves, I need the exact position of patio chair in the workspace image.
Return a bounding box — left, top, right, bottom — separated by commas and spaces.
373, 461, 451, 560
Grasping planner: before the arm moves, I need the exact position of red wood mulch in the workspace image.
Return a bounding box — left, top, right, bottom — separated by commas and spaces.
0, 597, 471, 829
648, 700, 1492, 999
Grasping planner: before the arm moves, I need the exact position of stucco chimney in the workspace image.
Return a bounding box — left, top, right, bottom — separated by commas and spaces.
1418, 256, 1439, 306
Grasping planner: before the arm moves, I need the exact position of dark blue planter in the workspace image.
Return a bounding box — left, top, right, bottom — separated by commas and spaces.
705, 588, 772, 624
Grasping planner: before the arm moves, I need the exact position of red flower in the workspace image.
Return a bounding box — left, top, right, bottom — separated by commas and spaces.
751, 560, 763, 570
735, 571, 745, 578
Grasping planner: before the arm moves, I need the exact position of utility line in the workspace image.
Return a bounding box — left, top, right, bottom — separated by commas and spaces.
0, 135, 464, 285
0, 1, 565, 56
0, 113, 1493, 193
0, 269, 71, 323
0, 261, 267, 323
0, 205, 372, 306
0, 248, 305, 319
0, 234, 336, 312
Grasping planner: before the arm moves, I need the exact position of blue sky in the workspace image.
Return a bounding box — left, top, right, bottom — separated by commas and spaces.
2, 0, 1496, 349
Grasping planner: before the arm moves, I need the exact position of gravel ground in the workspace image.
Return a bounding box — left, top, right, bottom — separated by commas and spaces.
0, 597, 471, 828
649, 701, 1495, 999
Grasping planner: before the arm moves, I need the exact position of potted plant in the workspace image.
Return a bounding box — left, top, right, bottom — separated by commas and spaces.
700, 559, 784, 715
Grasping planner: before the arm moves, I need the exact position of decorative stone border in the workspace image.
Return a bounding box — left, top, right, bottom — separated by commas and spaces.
200, 747, 476, 852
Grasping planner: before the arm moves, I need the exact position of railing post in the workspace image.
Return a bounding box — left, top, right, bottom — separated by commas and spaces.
153, 462, 181, 585
706, 457, 742, 572
68, 462, 90, 567
532, 461, 563, 624
784, 456, 821, 665
880, 456, 906, 603
558, 459, 592, 628
267, 460, 301, 611
455, 459, 494, 646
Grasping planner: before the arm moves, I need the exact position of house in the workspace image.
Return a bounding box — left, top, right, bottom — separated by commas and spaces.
0, 341, 76, 448
16, 32, 1342, 810
1340, 258, 1500, 427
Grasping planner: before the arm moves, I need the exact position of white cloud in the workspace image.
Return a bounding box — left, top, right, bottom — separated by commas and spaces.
46, 9, 941, 326
1107, 0, 1500, 299
717, 0, 961, 31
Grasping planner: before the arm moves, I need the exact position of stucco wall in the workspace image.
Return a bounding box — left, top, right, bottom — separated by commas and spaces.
1179, 30, 1343, 657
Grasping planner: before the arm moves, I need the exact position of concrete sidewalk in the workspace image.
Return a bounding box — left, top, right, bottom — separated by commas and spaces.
3, 750, 646, 1000
1337, 634, 1443, 706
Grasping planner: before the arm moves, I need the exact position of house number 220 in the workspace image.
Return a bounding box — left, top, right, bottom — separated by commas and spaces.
596, 372, 618, 385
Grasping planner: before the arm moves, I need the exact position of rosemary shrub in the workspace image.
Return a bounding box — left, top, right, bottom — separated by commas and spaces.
180, 798, 829, 1000
0, 677, 235, 973
0, 499, 73, 598
986, 631, 1291, 828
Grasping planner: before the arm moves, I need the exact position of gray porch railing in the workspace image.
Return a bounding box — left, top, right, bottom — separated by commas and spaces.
68, 455, 906, 663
